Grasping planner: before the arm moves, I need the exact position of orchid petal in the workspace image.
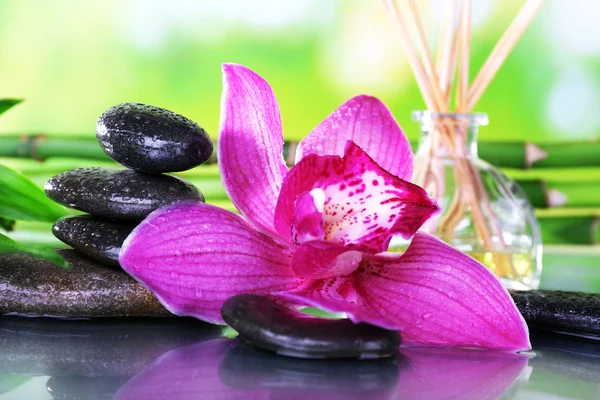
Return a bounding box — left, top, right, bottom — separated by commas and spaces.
290, 190, 325, 245
219, 63, 288, 236
291, 241, 362, 279
286, 233, 531, 351
275, 141, 438, 253
396, 348, 529, 400
297, 95, 413, 180
359, 233, 531, 350
119, 202, 299, 324
278, 279, 397, 330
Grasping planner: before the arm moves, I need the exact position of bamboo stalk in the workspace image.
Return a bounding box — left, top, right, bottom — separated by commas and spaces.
517, 180, 600, 209
9, 207, 598, 247
2, 135, 599, 169
0, 134, 112, 162
539, 216, 600, 245
467, 0, 546, 111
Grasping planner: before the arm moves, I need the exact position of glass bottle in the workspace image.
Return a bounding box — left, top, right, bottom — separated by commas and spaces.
410, 111, 542, 290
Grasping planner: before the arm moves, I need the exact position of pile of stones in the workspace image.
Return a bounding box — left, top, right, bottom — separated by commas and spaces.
46, 102, 212, 268
0, 103, 213, 318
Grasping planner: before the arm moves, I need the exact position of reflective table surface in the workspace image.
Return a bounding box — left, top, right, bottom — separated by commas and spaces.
0, 316, 599, 400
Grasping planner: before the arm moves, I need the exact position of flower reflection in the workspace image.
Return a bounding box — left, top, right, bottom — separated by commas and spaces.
115, 339, 529, 400
395, 348, 530, 400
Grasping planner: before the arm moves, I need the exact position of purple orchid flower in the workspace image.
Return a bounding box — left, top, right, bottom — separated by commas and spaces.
119, 64, 530, 351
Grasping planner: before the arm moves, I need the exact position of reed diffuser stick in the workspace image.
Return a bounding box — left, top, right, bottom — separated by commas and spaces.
436, 0, 459, 104
467, 0, 546, 110
383, 0, 436, 110
456, 0, 471, 112
405, 0, 447, 111
381, 0, 546, 280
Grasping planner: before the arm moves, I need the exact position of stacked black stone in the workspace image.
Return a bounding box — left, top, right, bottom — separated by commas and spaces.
45, 103, 213, 268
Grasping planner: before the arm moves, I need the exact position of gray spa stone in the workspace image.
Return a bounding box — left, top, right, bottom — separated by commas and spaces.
44, 168, 204, 221
0, 249, 171, 318
52, 215, 136, 267
221, 294, 400, 359
96, 103, 213, 173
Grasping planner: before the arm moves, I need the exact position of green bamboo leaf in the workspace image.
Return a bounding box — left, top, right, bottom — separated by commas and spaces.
0, 232, 68, 268
0, 98, 23, 116
0, 164, 69, 222
0, 216, 16, 231
220, 326, 239, 339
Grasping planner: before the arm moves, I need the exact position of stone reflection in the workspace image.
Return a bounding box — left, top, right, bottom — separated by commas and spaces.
0, 316, 221, 399
529, 333, 600, 383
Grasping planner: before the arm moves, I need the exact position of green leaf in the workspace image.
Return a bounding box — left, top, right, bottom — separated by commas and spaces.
0, 98, 23, 116
221, 325, 239, 339
0, 232, 68, 268
299, 307, 343, 319
0, 216, 16, 231
0, 164, 69, 222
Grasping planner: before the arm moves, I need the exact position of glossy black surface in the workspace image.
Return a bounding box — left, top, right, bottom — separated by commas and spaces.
52, 215, 136, 267
221, 294, 400, 359
44, 168, 204, 221
96, 103, 213, 173
1, 316, 599, 400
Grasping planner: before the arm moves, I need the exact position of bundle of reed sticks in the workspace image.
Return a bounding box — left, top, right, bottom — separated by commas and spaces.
382, 0, 545, 113
381, 0, 546, 280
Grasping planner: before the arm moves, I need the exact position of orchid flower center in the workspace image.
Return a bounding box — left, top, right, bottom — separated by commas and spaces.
281, 141, 439, 254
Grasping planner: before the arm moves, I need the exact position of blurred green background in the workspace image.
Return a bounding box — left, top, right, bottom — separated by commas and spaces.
0, 0, 597, 142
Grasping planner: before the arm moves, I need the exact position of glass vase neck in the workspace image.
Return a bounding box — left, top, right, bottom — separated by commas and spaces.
412, 111, 489, 159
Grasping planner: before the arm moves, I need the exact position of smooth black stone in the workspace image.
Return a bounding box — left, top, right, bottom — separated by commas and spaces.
52, 215, 136, 267
221, 294, 400, 359
510, 290, 600, 337
0, 316, 221, 377
44, 168, 204, 221
96, 103, 213, 173
0, 249, 171, 318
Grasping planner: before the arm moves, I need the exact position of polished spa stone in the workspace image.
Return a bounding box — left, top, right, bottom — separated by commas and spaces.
511, 289, 600, 337
0, 249, 171, 318
45, 168, 204, 221
52, 215, 136, 267
96, 103, 213, 173
221, 294, 400, 359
